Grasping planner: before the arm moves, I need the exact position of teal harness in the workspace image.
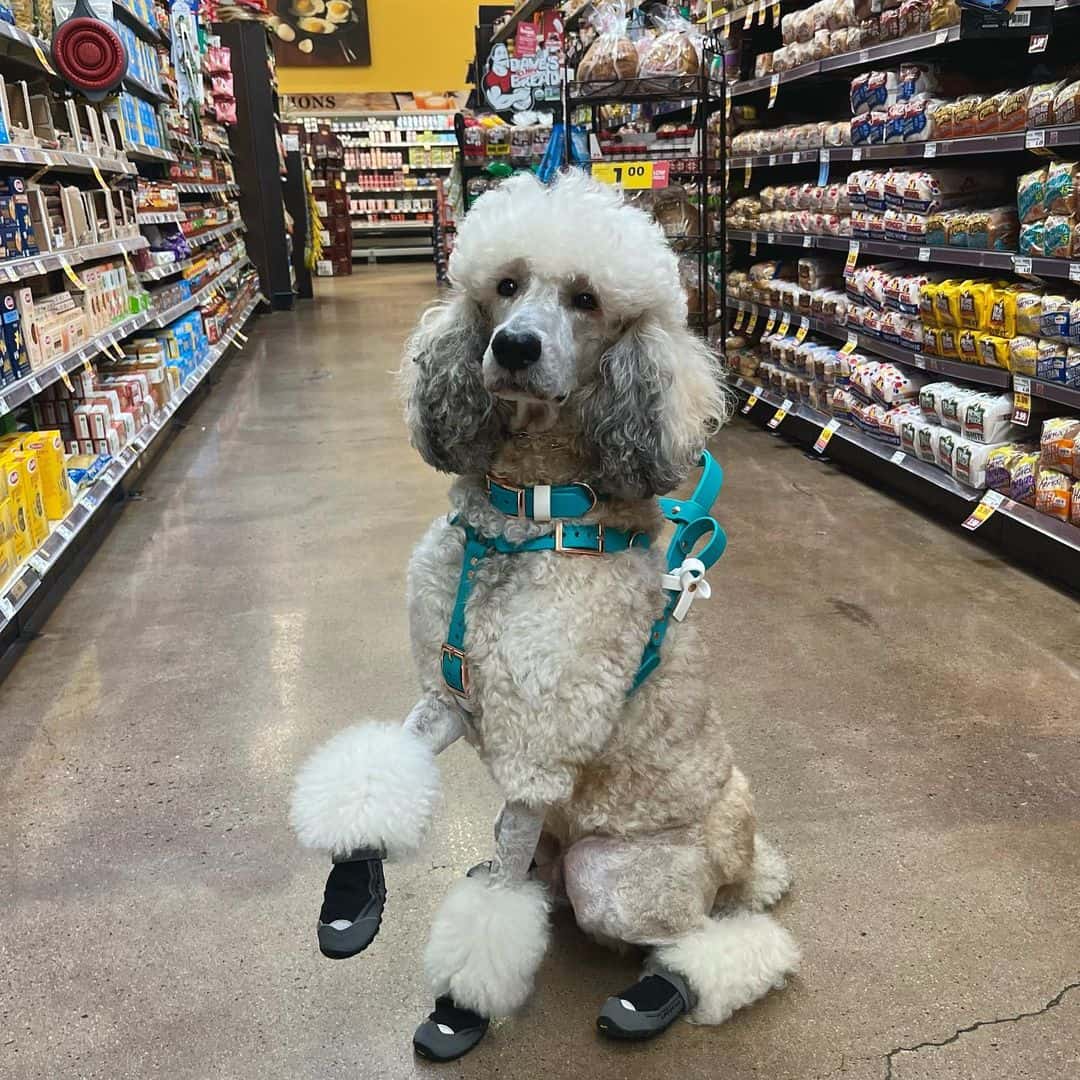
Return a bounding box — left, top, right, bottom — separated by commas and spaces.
440, 451, 727, 700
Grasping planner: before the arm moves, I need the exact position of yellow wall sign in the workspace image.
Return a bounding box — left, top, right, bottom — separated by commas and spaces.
591, 161, 670, 189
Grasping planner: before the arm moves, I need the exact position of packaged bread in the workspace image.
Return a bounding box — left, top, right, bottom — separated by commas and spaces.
976, 91, 1009, 135
940, 385, 983, 430
967, 207, 1018, 252
1008, 335, 1038, 376
1053, 80, 1080, 127
979, 334, 1010, 370
1072, 480, 1080, 526
1010, 450, 1040, 505
1014, 289, 1045, 335
929, 0, 961, 30
998, 87, 1031, 132
1036, 469, 1072, 520
1038, 338, 1068, 382
957, 280, 994, 329
957, 329, 980, 365
936, 428, 962, 472
922, 326, 943, 356
639, 7, 700, 76
950, 95, 982, 139
1019, 221, 1045, 256
1040, 293, 1071, 340
915, 422, 938, 463
1028, 81, 1066, 129
987, 283, 1027, 337
953, 437, 1004, 489
1068, 346, 1080, 389
963, 391, 1019, 444
577, 1, 639, 81
920, 381, 954, 422
1041, 417, 1080, 476
1046, 161, 1078, 216
1043, 215, 1074, 259
1017, 168, 1048, 225
986, 443, 1026, 492
934, 279, 963, 325
946, 213, 970, 248
899, 0, 932, 35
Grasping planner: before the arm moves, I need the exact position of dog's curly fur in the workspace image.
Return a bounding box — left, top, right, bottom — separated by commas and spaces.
292, 172, 798, 1026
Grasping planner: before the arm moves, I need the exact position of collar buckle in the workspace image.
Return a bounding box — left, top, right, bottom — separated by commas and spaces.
554, 521, 605, 556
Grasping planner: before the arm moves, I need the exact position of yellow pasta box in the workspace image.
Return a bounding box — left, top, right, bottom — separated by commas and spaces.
1, 451, 33, 560
3, 449, 47, 547
19, 431, 72, 521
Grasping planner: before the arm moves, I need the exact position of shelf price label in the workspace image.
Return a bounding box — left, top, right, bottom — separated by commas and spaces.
1069, 262, 1080, 284
890, 450, 906, 465
591, 161, 669, 189
794, 317, 810, 343
764, 308, 777, 333
844, 240, 860, 278
771, 0, 780, 23
766, 398, 793, 429
1012, 376, 1032, 425
851, 147, 863, 161
741, 385, 764, 413
818, 150, 829, 186
777, 311, 791, 337
962, 490, 1006, 531
59, 257, 85, 290
814, 418, 841, 453
1026, 129, 1046, 150
732, 306, 746, 331
1029, 33, 1049, 54
1012, 256, 1033, 275
918, 247, 931, 263
749, 233, 758, 256
743, 158, 752, 187
768, 74, 780, 109
840, 332, 859, 355
923, 142, 937, 159
745, 307, 759, 333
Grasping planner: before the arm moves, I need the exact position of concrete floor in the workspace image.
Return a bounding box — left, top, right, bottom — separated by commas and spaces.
1, 265, 1078, 1080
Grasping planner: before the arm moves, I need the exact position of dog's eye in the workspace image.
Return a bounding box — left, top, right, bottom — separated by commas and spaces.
496, 278, 518, 298
572, 291, 599, 311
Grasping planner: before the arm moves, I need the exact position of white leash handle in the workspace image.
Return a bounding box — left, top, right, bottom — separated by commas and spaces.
660, 557, 711, 622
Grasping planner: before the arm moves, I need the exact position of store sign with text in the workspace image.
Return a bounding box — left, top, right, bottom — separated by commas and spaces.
482, 40, 562, 112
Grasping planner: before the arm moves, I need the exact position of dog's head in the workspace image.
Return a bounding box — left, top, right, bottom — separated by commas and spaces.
403, 171, 728, 498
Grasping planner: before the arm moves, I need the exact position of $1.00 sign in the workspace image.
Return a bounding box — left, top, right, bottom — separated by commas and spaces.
591, 161, 670, 190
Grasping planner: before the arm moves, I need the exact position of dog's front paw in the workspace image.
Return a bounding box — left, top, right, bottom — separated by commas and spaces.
317, 852, 386, 959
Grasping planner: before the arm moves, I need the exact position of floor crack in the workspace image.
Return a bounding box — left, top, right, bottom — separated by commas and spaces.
883, 979, 1080, 1079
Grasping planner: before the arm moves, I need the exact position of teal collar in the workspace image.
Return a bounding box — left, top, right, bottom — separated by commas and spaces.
486, 476, 598, 521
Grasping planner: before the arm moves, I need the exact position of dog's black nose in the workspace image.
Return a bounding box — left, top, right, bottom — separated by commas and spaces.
491, 328, 541, 371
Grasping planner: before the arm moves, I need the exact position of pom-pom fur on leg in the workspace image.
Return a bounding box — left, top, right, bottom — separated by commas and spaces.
649, 912, 800, 1025
290, 722, 439, 859
424, 874, 551, 1018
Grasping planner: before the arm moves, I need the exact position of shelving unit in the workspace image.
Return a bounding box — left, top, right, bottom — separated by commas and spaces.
717, 3, 1080, 585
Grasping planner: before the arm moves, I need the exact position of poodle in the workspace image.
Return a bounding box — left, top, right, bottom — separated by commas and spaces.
290, 170, 799, 1061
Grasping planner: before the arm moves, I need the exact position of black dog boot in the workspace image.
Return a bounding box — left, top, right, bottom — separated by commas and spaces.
317, 849, 385, 959
413, 996, 490, 1062
596, 969, 693, 1041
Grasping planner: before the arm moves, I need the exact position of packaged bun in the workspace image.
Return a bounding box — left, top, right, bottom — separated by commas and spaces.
1053, 80, 1080, 127
577, 1, 639, 81
976, 91, 1008, 135
1028, 81, 1066, 129
951, 95, 982, 138
998, 87, 1031, 132
639, 6, 701, 76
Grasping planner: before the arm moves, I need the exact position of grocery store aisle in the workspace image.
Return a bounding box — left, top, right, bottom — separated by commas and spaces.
1, 266, 1078, 1080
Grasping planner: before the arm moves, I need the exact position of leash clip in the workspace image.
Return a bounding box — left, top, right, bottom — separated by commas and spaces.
660, 557, 711, 622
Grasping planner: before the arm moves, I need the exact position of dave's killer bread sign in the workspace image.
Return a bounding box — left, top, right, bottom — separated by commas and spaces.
482, 12, 563, 112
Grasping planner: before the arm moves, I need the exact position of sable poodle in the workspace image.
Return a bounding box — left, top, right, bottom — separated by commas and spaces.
290, 171, 799, 1061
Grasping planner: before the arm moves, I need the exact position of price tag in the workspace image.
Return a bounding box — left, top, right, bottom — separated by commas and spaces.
851, 148, 863, 161
919, 247, 931, 263
934, 29, 949, 44
29, 552, 50, 574
890, 450, 906, 465
791, 151, 801, 164
33, 258, 46, 276
746, 307, 759, 334
1069, 262, 1080, 284
961, 490, 1005, 531
923, 142, 937, 159
56, 521, 74, 540
1012, 256, 1033, 275
767, 398, 793, 429
31, 39, 57, 75
913, 354, 927, 369
818, 150, 830, 186
767, 231, 776, 244
768, 74, 780, 110
1029, 33, 1049, 54
765, 309, 778, 333
814, 418, 842, 453
749, 233, 758, 256
1012, 376, 1032, 425
26, 375, 42, 394
742, 156, 753, 187
91, 165, 110, 193
83, 355, 93, 375
591, 161, 668, 189
1026, 129, 1046, 150
733, 306, 746, 331
0, 595, 14, 620
60, 368, 74, 392
844, 240, 860, 277
840, 332, 859, 355
794, 317, 810, 343
771, 0, 780, 22
741, 385, 763, 413
768, 154, 777, 166
777, 312, 791, 337
59, 257, 85, 290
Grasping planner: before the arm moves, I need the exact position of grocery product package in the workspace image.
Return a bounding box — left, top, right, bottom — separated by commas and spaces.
939, 385, 985, 431
1072, 481, 1080, 526
1043, 215, 1075, 258
577, 1, 639, 81
1028, 81, 1067, 128
998, 86, 1032, 132
919, 380, 955, 424
986, 443, 1028, 492
1017, 168, 1047, 225
1009, 450, 1040, 505
961, 392, 1019, 444
1035, 469, 1072, 520
953, 437, 1007, 489
1055, 80, 1080, 127
1046, 160, 1079, 216
1014, 288, 1045, 336
639, 6, 701, 76
1041, 417, 1080, 476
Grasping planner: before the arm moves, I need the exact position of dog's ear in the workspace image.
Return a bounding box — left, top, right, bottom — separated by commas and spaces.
402, 292, 504, 476
577, 316, 731, 498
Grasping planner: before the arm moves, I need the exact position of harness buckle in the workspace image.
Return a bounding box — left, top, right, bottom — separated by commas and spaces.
554, 521, 605, 556
440, 644, 471, 697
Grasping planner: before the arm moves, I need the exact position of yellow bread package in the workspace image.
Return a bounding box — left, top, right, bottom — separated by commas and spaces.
938, 326, 960, 358
958, 280, 997, 330
933, 279, 965, 327
18, 431, 72, 521
1014, 288, 1045, 336
1, 452, 33, 560
920, 280, 941, 325
957, 328, 980, 365
2, 449, 47, 547
979, 333, 1010, 369
921, 326, 942, 357
1008, 335, 1038, 376
0, 536, 16, 589
987, 282, 1028, 338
